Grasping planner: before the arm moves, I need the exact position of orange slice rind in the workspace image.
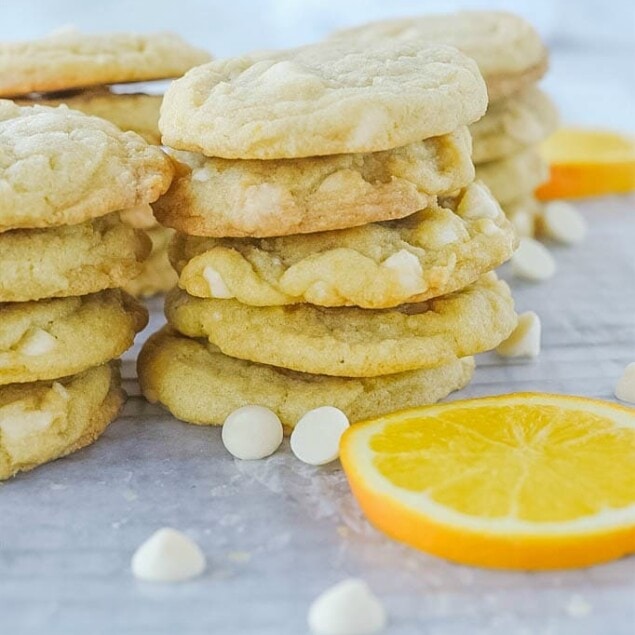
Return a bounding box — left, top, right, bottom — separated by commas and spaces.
537, 128, 635, 200
340, 393, 635, 570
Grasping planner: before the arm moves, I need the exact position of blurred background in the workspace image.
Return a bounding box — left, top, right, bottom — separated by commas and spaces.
2, 0, 634, 132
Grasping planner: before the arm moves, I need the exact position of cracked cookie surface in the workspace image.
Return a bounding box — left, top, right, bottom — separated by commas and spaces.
139, 327, 474, 431
0, 213, 151, 302
154, 128, 474, 237
171, 182, 516, 309
0, 290, 147, 385
0, 362, 123, 480
159, 41, 487, 158
165, 273, 516, 377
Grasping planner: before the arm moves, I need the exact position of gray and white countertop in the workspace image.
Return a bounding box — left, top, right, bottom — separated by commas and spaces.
1, 197, 634, 634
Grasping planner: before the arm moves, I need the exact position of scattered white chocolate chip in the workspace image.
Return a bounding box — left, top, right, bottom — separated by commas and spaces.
17, 327, 57, 356
131, 528, 206, 582
290, 406, 350, 466
496, 311, 541, 358
191, 167, 211, 182
511, 237, 556, 281
308, 578, 387, 635
202, 266, 234, 299
457, 182, 500, 219
541, 201, 588, 244
221, 405, 283, 460
508, 209, 534, 238
381, 250, 425, 295
615, 363, 635, 404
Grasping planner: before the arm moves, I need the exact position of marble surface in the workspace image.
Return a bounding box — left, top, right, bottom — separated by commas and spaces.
1, 196, 634, 634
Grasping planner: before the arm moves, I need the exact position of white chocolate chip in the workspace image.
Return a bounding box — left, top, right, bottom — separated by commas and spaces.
0, 406, 55, 441
381, 250, 426, 295
131, 528, 206, 582
191, 167, 211, 182
541, 201, 588, 244
221, 405, 283, 460
508, 209, 534, 238
308, 578, 387, 635
202, 266, 234, 299
458, 182, 501, 219
511, 237, 556, 281
476, 218, 501, 236
291, 406, 350, 466
496, 312, 541, 358
16, 327, 57, 356
615, 363, 635, 404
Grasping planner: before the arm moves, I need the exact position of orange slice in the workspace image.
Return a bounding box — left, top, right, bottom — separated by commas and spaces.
536, 128, 635, 200
340, 393, 635, 570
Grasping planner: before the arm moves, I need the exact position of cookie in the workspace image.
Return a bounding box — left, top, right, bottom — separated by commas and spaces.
171, 182, 516, 309
0, 290, 147, 385
165, 273, 516, 377
0, 31, 210, 97
138, 327, 475, 431
159, 41, 487, 159
330, 11, 548, 102
471, 88, 559, 163
0, 101, 173, 232
475, 148, 549, 205
0, 362, 123, 480
124, 226, 178, 298
0, 213, 151, 303
154, 127, 474, 237
19, 90, 163, 144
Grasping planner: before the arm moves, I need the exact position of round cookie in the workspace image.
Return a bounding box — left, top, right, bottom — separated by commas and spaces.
171, 182, 516, 309
475, 148, 549, 205
154, 128, 474, 237
0, 290, 147, 386
330, 11, 548, 102
0, 31, 210, 97
165, 273, 516, 378
138, 327, 475, 431
0, 362, 123, 480
124, 226, 178, 298
19, 90, 163, 144
471, 88, 559, 163
0, 101, 173, 232
159, 41, 487, 159
0, 213, 151, 303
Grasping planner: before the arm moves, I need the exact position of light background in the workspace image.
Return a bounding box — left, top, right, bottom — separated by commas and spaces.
1, 0, 634, 132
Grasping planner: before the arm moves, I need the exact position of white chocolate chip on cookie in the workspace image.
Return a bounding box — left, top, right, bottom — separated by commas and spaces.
202, 266, 234, 299
496, 311, 541, 358
16, 327, 57, 356
511, 237, 556, 281
0, 406, 56, 441
381, 250, 426, 295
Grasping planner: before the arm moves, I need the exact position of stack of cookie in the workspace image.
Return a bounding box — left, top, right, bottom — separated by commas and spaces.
331, 11, 559, 238
0, 30, 211, 296
139, 40, 518, 431
0, 100, 173, 479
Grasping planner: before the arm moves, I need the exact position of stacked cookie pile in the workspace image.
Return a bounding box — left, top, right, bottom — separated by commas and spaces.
0, 100, 173, 479
0, 30, 210, 296
332, 11, 559, 238
139, 40, 518, 431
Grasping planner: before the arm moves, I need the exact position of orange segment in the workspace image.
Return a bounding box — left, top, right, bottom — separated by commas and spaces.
536, 128, 635, 200
340, 393, 635, 570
